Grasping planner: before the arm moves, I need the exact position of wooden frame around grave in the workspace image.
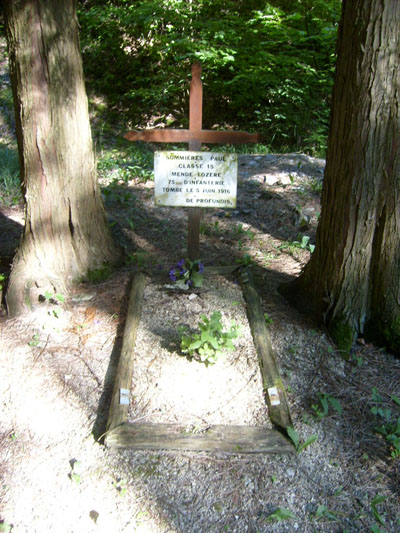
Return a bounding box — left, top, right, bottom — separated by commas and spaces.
105, 268, 294, 453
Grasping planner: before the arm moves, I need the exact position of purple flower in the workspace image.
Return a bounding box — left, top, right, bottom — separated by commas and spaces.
169, 268, 177, 282
198, 262, 204, 274
177, 258, 185, 268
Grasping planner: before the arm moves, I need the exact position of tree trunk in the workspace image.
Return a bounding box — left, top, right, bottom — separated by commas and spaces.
3, 0, 121, 315
279, 0, 400, 354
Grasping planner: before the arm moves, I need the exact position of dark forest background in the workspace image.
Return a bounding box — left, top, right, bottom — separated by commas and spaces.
77, 0, 341, 156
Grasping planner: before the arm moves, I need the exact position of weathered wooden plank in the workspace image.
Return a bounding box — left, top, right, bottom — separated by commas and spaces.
189, 62, 203, 138
187, 207, 201, 260
239, 268, 293, 431
106, 423, 294, 453
187, 63, 202, 259
105, 273, 147, 439
124, 129, 260, 144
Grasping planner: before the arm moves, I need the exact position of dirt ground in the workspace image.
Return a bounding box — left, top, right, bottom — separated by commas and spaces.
1, 151, 399, 532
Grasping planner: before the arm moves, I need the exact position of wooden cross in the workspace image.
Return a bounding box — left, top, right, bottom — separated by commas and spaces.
125, 63, 260, 260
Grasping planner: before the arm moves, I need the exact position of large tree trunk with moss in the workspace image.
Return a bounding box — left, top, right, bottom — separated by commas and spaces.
3, 0, 121, 315
279, 0, 400, 353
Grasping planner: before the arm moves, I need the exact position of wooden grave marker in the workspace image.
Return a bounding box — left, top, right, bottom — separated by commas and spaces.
124, 62, 261, 260
105, 64, 294, 453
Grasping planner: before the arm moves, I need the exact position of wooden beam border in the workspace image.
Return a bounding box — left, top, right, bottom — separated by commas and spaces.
105, 269, 294, 453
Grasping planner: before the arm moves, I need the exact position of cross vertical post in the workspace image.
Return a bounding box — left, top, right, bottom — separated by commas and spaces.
188, 62, 202, 260
124, 63, 261, 262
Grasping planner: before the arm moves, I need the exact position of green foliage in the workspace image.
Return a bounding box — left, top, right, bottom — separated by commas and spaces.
42, 291, 65, 304
295, 235, 315, 253
311, 392, 342, 420
69, 460, 82, 485
0, 144, 22, 206
287, 426, 318, 453
28, 334, 41, 347
235, 253, 254, 267
233, 223, 255, 241
0, 273, 5, 292
371, 388, 400, 459
280, 234, 315, 253
127, 251, 150, 267
264, 312, 274, 325
78, 0, 341, 154
370, 494, 388, 530
179, 311, 241, 365
267, 507, 297, 522
200, 220, 221, 236
85, 264, 113, 283
314, 504, 338, 522
112, 477, 128, 496
97, 145, 154, 184
328, 318, 355, 355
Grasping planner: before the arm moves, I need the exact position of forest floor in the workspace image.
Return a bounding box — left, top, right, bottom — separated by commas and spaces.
1, 40, 400, 533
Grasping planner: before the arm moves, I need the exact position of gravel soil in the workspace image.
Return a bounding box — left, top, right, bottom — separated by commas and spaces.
128, 273, 270, 429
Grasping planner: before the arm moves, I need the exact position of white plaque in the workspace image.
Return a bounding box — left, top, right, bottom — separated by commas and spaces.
154, 151, 237, 208
268, 386, 281, 406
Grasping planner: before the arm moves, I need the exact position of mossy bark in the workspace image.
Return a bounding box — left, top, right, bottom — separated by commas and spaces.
279, 0, 400, 355
3, 0, 121, 315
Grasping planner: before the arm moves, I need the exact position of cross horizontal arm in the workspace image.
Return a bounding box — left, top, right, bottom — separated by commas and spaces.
124, 129, 261, 144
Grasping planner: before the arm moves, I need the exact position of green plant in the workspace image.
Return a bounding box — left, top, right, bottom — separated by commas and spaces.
279, 235, 315, 254
97, 146, 153, 184
85, 264, 112, 283
370, 494, 388, 531
234, 223, 245, 235
267, 507, 297, 522
127, 251, 150, 268
168, 258, 204, 290
200, 220, 221, 236
28, 334, 40, 347
297, 235, 315, 253
69, 460, 82, 485
311, 393, 342, 420
264, 313, 274, 325
0, 273, 5, 292
0, 522, 13, 532
42, 291, 65, 304
314, 504, 338, 522
288, 344, 299, 356
235, 253, 254, 267
350, 353, 364, 369
179, 311, 241, 365
287, 426, 318, 453
233, 223, 255, 241
261, 251, 277, 265
0, 144, 21, 206
308, 176, 324, 194
112, 477, 128, 496
371, 388, 400, 458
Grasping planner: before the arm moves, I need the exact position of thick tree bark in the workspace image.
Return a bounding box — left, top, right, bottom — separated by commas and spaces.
279, 0, 400, 353
3, 0, 121, 315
